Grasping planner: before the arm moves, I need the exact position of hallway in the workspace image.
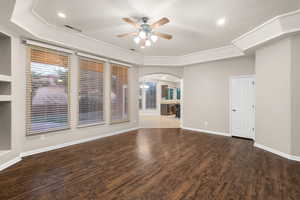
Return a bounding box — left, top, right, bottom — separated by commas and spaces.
139, 115, 180, 128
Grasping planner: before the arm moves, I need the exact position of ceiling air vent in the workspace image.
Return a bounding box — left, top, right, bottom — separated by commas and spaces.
64, 25, 82, 33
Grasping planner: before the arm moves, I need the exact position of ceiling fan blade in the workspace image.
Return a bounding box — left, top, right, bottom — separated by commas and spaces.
151, 17, 170, 29
154, 32, 173, 40
117, 32, 138, 38
122, 18, 140, 28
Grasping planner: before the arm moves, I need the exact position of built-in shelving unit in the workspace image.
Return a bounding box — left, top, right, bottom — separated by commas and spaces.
0, 32, 12, 152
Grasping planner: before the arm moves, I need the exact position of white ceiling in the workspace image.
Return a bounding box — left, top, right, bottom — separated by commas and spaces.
33, 0, 300, 56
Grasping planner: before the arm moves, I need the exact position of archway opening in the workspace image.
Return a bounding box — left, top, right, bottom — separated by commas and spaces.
139, 73, 182, 128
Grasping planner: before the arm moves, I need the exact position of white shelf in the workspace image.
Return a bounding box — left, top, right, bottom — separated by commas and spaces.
0, 95, 11, 102
0, 74, 11, 82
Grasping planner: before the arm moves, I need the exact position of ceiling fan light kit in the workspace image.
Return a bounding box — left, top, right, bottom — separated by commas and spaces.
134, 36, 141, 44
151, 35, 158, 42
117, 17, 172, 49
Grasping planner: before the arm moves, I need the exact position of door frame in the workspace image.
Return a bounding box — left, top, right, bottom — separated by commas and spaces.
229, 75, 256, 140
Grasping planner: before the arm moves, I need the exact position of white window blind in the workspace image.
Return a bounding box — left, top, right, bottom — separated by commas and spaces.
111, 64, 129, 122
26, 47, 70, 135
78, 57, 104, 126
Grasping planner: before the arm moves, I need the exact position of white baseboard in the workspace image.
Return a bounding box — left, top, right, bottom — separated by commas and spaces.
21, 127, 139, 157
0, 156, 22, 171
254, 143, 300, 162
181, 126, 230, 137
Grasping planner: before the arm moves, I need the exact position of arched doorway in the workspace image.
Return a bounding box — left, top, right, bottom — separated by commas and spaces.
139, 73, 182, 128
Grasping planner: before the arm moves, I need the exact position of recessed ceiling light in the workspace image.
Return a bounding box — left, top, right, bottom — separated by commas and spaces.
57, 12, 66, 19
217, 18, 226, 26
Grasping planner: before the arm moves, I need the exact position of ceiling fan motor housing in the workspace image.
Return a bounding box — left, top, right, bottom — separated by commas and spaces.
140, 23, 152, 34
141, 17, 149, 24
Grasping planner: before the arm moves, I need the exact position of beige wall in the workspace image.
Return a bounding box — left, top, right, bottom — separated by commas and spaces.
291, 35, 300, 156
0, 36, 11, 75
139, 66, 183, 78
0, 102, 11, 150
255, 38, 292, 154
182, 56, 255, 133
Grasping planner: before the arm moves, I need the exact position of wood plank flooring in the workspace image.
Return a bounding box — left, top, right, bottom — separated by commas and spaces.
0, 128, 299, 200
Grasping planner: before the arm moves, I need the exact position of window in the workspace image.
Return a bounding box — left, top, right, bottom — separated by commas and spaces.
177, 88, 181, 100
139, 82, 143, 110
78, 57, 104, 126
145, 82, 156, 109
111, 64, 129, 122
167, 88, 174, 100
27, 47, 70, 135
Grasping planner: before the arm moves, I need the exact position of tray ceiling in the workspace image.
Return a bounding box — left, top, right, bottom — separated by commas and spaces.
33, 0, 300, 56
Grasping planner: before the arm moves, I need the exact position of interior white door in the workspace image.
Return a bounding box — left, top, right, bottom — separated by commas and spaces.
231, 76, 255, 139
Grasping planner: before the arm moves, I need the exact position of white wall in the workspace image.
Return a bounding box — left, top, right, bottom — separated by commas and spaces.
182, 56, 255, 134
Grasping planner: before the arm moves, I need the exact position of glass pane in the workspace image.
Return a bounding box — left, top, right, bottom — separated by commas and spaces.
79, 64, 104, 125
139, 82, 143, 110
169, 88, 174, 100
111, 66, 129, 121
177, 88, 181, 100
31, 62, 69, 133
145, 82, 156, 109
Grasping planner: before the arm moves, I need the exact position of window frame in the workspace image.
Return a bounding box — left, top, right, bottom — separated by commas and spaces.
110, 63, 130, 124
26, 46, 71, 136
77, 56, 106, 128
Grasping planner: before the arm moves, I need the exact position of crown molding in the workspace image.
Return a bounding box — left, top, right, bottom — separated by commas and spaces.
180, 45, 245, 65
232, 9, 300, 51
143, 45, 245, 66
3, 0, 300, 67
143, 55, 183, 66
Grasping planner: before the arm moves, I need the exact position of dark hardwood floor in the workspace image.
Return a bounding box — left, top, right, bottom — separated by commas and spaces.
0, 128, 300, 200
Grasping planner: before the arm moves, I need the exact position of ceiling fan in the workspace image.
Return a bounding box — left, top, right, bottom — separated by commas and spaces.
117, 17, 173, 48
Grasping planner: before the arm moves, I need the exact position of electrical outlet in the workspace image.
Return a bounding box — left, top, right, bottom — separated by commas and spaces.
204, 121, 208, 127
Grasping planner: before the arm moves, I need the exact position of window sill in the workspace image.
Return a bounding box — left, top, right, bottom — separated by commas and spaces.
77, 122, 106, 129
110, 120, 130, 125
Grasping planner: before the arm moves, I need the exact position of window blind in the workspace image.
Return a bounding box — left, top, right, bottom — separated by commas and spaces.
78, 57, 104, 126
26, 47, 70, 135
111, 64, 129, 122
